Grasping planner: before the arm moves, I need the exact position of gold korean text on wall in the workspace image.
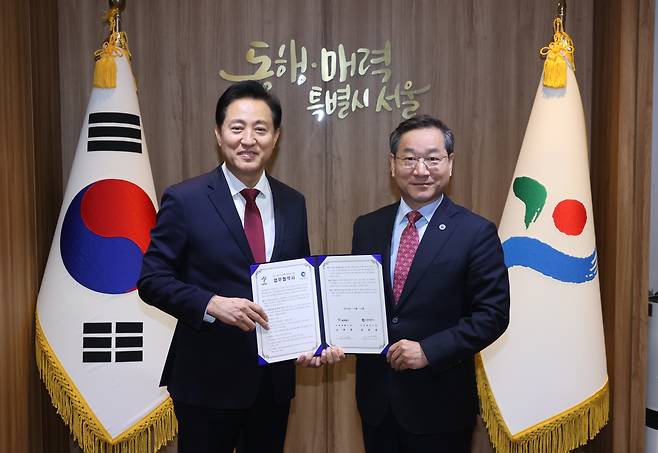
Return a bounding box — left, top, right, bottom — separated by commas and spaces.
220, 40, 431, 120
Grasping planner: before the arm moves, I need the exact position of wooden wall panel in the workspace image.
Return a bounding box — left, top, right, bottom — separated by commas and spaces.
632, 5, 654, 452
1, 1, 66, 453
29, 1, 69, 451
588, 0, 654, 452
0, 3, 38, 451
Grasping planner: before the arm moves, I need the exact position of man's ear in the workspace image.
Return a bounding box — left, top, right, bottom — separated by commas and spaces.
273, 128, 281, 149
389, 153, 396, 177
214, 127, 221, 146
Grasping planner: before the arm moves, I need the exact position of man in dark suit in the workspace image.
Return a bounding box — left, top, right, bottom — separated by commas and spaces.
351, 115, 510, 452
138, 81, 317, 453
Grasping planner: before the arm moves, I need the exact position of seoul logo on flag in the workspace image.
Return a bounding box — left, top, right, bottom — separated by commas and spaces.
60, 179, 156, 294
502, 175, 597, 284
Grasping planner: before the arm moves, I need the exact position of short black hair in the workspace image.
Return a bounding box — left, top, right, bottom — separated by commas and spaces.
389, 114, 454, 155
215, 81, 282, 129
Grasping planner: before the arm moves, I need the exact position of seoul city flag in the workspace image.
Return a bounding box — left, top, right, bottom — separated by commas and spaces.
477, 21, 609, 453
35, 18, 177, 453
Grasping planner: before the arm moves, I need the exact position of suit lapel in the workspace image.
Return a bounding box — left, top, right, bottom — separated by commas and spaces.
394, 197, 459, 311
206, 167, 253, 263
269, 176, 286, 262
378, 203, 399, 308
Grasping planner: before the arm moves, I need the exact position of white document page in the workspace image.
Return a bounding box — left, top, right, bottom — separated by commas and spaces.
319, 255, 388, 354
251, 259, 322, 363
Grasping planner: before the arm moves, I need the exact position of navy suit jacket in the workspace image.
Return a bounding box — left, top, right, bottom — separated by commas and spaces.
351, 196, 509, 434
138, 166, 310, 409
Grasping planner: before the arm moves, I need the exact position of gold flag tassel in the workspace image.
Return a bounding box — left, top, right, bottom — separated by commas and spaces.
539, 17, 575, 89
93, 7, 132, 88
475, 354, 609, 453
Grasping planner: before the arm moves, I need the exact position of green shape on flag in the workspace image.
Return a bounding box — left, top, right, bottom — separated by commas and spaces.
513, 176, 547, 228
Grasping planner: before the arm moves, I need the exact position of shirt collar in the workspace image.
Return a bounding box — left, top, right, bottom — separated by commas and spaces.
222, 163, 271, 199
395, 194, 444, 226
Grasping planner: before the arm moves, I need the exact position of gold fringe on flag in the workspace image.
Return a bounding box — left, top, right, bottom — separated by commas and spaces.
93, 7, 132, 88
35, 315, 177, 453
475, 354, 609, 453
539, 17, 575, 89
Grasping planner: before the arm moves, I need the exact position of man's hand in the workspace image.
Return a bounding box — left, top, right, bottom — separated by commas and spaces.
296, 351, 322, 368
206, 295, 269, 332
320, 346, 346, 365
387, 339, 428, 371
297, 346, 346, 367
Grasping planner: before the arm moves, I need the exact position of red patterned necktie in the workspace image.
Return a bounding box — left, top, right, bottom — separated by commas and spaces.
240, 188, 266, 263
393, 210, 422, 303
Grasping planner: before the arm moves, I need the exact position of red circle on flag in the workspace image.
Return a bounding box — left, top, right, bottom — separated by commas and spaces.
552, 199, 587, 236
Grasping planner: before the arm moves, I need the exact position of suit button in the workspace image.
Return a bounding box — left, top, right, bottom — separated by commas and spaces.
391, 317, 399, 324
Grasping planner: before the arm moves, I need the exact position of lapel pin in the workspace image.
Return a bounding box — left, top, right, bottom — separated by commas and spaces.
439, 223, 447, 230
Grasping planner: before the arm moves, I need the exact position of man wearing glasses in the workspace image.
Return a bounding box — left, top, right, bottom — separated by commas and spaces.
350, 115, 510, 452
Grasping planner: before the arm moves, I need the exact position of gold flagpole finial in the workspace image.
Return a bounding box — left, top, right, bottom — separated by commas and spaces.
557, 1, 567, 28
109, 0, 126, 11
109, 0, 126, 34
93, 0, 131, 88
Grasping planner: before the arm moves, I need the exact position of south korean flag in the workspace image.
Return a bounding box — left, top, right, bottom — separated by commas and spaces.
35, 48, 177, 452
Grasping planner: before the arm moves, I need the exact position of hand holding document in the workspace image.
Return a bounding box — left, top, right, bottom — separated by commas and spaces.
250, 255, 388, 364
251, 259, 321, 364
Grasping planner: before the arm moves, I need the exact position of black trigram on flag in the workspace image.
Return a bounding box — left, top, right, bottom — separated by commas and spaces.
82, 322, 144, 363
87, 112, 142, 153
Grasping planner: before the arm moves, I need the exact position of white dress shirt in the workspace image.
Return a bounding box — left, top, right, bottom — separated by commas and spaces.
221, 163, 275, 261
204, 164, 276, 322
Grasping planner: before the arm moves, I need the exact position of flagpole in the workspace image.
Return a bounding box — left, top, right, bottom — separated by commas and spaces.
109, 0, 126, 34
557, 0, 567, 27
107, 0, 128, 51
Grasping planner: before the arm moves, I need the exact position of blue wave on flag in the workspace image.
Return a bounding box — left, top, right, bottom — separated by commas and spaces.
502, 236, 597, 283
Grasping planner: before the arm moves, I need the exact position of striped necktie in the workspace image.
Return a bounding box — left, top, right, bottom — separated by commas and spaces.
392, 210, 422, 303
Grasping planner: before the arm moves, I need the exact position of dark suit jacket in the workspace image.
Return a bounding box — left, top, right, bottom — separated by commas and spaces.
138, 166, 310, 409
351, 196, 509, 434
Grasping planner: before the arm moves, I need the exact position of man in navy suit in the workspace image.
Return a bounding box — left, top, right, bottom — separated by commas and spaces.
350, 115, 510, 452
138, 81, 317, 453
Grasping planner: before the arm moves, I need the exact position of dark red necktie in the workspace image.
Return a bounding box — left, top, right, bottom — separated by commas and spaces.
240, 188, 266, 263
392, 210, 422, 303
